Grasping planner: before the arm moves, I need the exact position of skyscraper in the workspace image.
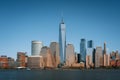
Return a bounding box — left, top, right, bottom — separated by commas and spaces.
31, 41, 43, 56
103, 42, 110, 67
50, 42, 60, 67
80, 39, 86, 62
95, 47, 103, 67
59, 19, 66, 64
86, 40, 94, 67
87, 40, 93, 48
66, 44, 75, 66
103, 42, 106, 54
40, 46, 54, 68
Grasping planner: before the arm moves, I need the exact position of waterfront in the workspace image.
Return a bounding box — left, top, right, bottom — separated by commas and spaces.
0, 69, 120, 80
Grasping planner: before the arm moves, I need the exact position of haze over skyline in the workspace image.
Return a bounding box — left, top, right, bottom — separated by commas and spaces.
0, 0, 120, 59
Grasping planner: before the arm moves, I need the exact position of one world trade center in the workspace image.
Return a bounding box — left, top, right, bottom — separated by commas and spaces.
59, 19, 66, 65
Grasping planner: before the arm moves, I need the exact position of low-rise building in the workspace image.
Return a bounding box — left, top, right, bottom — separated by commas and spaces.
27, 56, 44, 69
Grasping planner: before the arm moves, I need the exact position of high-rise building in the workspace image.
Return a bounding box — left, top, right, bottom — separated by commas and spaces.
86, 55, 92, 68
86, 40, 94, 67
31, 41, 43, 56
66, 44, 75, 66
95, 47, 103, 67
40, 46, 54, 68
59, 19, 66, 64
103, 42, 110, 67
80, 38, 86, 62
77, 53, 81, 63
87, 40, 93, 48
50, 42, 60, 67
93, 48, 96, 66
104, 54, 110, 67
103, 42, 107, 54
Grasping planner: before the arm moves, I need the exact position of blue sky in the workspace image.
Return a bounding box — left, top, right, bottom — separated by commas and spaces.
0, 0, 120, 59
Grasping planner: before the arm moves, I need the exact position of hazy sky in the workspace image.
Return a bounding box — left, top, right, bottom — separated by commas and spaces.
0, 0, 120, 59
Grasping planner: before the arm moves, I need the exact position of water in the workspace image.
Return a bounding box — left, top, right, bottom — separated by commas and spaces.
0, 69, 120, 80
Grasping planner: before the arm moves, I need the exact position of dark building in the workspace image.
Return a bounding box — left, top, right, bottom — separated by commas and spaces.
87, 40, 93, 48
93, 48, 96, 66
80, 38, 86, 62
77, 54, 81, 63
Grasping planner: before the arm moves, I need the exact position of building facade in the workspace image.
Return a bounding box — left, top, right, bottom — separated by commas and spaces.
87, 40, 93, 48
86, 55, 93, 68
40, 46, 54, 68
86, 40, 94, 67
80, 38, 86, 62
17, 52, 27, 67
66, 44, 75, 67
31, 41, 43, 56
50, 42, 60, 67
95, 47, 103, 67
0, 55, 8, 68
27, 56, 44, 69
59, 19, 66, 64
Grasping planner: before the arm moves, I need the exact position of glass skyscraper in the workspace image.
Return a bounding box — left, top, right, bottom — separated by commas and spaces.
86, 40, 94, 66
80, 39, 86, 62
59, 19, 66, 64
87, 40, 93, 48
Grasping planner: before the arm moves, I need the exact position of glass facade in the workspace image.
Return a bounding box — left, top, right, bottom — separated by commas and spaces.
80, 39, 86, 62
87, 40, 93, 48
59, 19, 66, 64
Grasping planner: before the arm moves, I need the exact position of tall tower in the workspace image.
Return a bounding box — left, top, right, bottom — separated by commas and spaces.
104, 42, 106, 54
86, 40, 94, 68
80, 38, 86, 62
87, 40, 93, 48
59, 18, 66, 64
95, 47, 103, 67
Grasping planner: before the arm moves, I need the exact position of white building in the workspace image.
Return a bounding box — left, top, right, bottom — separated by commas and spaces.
31, 41, 43, 56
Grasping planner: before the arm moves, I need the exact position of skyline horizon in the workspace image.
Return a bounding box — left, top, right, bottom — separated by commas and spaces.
0, 0, 120, 59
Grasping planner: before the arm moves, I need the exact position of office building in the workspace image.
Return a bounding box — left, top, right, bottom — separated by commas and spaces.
80, 38, 86, 62
86, 40, 94, 67
66, 44, 75, 66
27, 56, 44, 69
86, 55, 93, 68
0, 55, 8, 68
40, 46, 54, 68
50, 42, 60, 67
103, 42, 107, 54
77, 53, 81, 63
31, 41, 43, 56
17, 52, 27, 67
8, 57, 15, 68
59, 19, 66, 64
87, 40, 93, 48
95, 47, 103, 67
103, 42, 110, 67
104, 54, 110, 67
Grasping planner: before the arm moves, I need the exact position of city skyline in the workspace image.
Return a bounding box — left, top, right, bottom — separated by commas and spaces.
0, 0, 120, 59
